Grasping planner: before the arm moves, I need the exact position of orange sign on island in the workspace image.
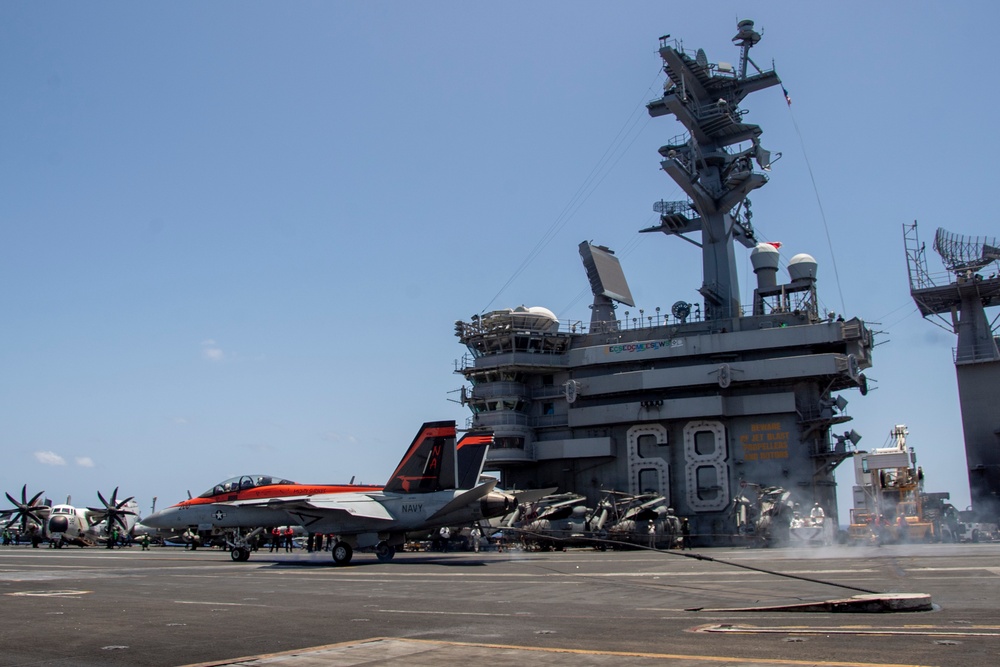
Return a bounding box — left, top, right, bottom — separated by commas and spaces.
739, 421, 790, 461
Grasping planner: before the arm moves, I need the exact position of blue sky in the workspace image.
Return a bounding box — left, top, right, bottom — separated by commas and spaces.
2, 2, 996, 523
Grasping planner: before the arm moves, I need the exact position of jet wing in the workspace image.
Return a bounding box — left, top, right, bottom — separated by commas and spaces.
512, 487, 558, 505
427, 478, 497, 522
227, 493, 394, 521
299, 494, 394, 521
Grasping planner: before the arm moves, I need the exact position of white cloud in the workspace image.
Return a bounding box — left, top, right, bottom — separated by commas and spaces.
172, 416, 189, 425
75, 456, 95, 468
322, 432, 359, 445
201, 339, 224, 362
34, 451, 66, 466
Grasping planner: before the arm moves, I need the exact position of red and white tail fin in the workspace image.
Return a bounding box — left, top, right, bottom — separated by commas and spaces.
383, 421, 457, 494
456, 432, 492, 490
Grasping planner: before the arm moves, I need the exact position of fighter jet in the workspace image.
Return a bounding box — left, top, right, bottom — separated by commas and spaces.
142, 421, 531, 564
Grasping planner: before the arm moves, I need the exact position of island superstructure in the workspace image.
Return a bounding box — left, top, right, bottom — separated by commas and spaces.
454, 21, 875, 545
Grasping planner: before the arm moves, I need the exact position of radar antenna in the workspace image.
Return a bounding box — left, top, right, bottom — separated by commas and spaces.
732, 19, 762, 79
903, 221, 1000, 520
933, 227, 1000, 276
579, 242, 635, 334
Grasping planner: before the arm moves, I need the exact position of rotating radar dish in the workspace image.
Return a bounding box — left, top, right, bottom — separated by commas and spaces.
933, 227, 1000, 275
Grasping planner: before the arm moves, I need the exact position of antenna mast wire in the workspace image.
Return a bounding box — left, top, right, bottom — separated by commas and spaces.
783, 92, 847, 316
480, 70, 663, 314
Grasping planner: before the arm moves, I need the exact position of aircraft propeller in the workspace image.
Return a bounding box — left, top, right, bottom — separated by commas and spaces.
3, 484, 48, 532
87, 487, 137, 533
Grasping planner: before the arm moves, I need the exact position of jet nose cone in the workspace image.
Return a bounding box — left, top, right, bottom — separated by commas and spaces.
49, 516, 69, 533
141, 508, 176, 529
132, 522, 154, 536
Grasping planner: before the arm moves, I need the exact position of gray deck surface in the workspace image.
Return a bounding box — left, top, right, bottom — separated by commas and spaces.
1, 543, 998, 666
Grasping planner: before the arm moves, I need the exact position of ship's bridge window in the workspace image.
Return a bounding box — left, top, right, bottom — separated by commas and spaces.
199, 475, 295, 498
494, 436, 525, 450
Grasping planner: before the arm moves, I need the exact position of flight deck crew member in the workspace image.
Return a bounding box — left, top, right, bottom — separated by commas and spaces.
680, 518, 691, 549
284, 526, 294, 552
270, 527, 280, 552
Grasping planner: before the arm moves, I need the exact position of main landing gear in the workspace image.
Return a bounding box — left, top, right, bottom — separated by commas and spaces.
329, 540, 393, 565
331, 541, 353, 565
330, 540, 396, 565
375, 540, 396, 563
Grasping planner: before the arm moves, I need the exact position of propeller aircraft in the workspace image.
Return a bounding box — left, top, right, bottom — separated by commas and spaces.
47, 488, 140, 548
3, 486, 140, 547
2, 485, 49, 546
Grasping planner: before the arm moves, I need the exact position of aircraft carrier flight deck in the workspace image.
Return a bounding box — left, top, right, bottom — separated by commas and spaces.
1, 543, 998, 667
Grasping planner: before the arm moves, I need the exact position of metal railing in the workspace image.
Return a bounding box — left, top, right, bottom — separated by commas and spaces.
469, 382, 529, 401
953, 345, 1000, 365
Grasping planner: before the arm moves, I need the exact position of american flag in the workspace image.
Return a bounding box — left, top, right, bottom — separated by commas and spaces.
782, 86, 792, 106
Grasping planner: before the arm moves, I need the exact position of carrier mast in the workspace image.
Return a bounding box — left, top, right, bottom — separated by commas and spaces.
644, 20, 781, 321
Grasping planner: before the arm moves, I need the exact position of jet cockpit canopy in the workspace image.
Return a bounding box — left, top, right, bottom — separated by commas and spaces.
199, 475, 296, 498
